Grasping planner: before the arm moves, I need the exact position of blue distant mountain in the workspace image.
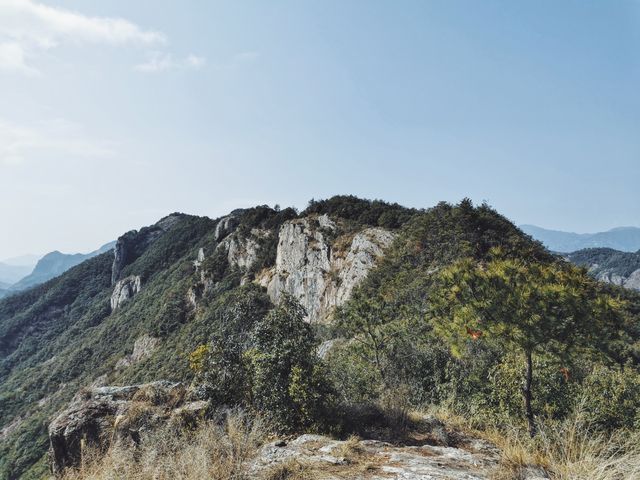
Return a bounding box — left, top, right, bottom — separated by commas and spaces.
520, 225, 640, 253
6, 242, 115, 294
0, 262, 33, 286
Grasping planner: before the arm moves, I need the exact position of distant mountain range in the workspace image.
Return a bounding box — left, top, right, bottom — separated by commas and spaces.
0, 242, 115, 298
0, 262, 34, 286
520, 225, 640, 253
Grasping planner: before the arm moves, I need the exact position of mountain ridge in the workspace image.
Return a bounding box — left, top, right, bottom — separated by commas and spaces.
0, 197, 638, 479
520, 224, 640, 252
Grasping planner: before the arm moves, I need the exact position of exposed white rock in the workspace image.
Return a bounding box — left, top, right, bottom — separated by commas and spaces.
251, 431, 501, 479
110, 275, 142, 311
193, 247, 205, 269
217, 228, 268, 272
115, 335, 160, 370
214, 212, 241, 241
317, 339, 337, 359
623, 268, 640, 290
596, 269, 640, 291
264, 216, 395, 323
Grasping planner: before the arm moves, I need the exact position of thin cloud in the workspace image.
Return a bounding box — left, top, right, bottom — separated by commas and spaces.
0, 118, 115, 166
0, 40, 39, 75
135, 52, 206, 73
0, 0, 202, 74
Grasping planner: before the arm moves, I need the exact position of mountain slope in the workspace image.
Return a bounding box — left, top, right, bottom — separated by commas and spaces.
521, 224, 640, 252
566, 248, 640, 291
0, 199, 420, 479
0, 198, 638, 480
8, 242, 116, 294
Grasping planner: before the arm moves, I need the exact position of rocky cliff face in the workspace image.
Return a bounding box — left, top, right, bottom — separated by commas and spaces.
115, 334, 160, 370
111, 214, 182, 285
593, 268, 640, 291
110, 275, 142, 311
187, 213, 395, 322
219, 228, 266, 272
258, 215, 395, 322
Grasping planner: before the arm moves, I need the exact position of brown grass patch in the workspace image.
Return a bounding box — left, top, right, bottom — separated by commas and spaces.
62, 410, 265, 480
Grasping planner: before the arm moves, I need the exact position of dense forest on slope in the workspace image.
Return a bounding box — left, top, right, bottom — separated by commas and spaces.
565, 248, 640, 291
0, 197, 639, 479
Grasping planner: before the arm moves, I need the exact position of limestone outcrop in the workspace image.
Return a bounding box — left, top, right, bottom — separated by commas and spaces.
218, 229, 265, 272
110, 275, 141, 311
214, 210, 243, 241
250, 428, 507, 479
595, 268, 640, 291
261, 215, 395, 322
115, 335, 160, 370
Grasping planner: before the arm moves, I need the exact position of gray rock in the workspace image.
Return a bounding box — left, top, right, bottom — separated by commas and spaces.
110, 275, 141, 311
264, 216, 395, 322
115, 335, 159, 370
214, 212, 242, 241
111, 214, 181, 285
48, 381, 189, 476
251, 432, 500, 480
624, 268, 640, 290
520, 465, 550, 479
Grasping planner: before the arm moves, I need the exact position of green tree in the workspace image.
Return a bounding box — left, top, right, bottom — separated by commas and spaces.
429, 248, 622, 436
248, 294, 334, 432
189, 285, 271, 405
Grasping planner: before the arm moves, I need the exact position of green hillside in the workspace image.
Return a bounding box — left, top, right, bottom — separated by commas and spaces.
1, 197, 639, 479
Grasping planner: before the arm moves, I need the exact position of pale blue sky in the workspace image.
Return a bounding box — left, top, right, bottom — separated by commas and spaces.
0, 0, 638, 258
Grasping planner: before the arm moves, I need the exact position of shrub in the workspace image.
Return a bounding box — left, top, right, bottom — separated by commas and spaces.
249, 294, 336, 432
579, 364, 640, 431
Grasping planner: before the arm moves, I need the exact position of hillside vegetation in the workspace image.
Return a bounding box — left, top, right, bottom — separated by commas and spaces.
1, 196, 639, 480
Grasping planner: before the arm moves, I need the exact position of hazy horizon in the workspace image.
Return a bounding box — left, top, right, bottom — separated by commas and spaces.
1, 1, 638, 258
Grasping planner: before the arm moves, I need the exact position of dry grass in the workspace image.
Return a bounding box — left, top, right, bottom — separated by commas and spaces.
62, 410, 265, 480
423, 406, 640, 480
494, 414, 640, 480
60, 401, 640, 480
410, 403, 640, 480
262, 458, 314, 480
333, 434, 364, 459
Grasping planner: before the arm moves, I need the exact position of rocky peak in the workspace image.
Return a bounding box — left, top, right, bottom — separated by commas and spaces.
111, 214, 183, 285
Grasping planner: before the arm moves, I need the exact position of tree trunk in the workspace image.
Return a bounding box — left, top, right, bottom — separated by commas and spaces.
522, 350, 536, 437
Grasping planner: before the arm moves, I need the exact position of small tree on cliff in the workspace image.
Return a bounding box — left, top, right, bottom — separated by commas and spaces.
429, 248, 622, 436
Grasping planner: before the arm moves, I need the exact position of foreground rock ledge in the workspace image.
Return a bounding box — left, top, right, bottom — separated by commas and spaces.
48, 381, 206, 476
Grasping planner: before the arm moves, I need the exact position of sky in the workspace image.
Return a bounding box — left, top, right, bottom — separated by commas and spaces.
0, 0, 638, 259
